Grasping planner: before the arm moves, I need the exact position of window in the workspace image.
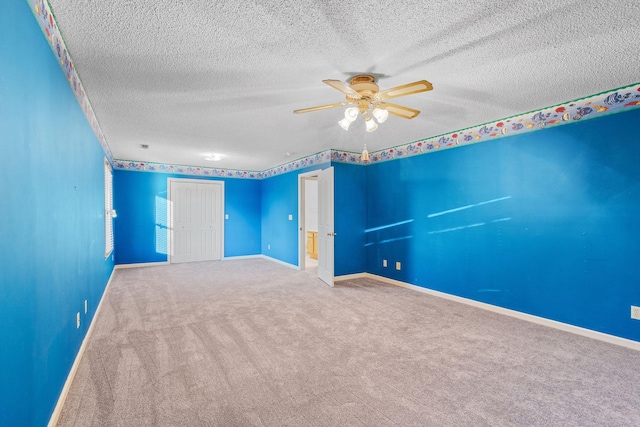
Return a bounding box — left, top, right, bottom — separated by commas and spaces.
104, 158, 114, 258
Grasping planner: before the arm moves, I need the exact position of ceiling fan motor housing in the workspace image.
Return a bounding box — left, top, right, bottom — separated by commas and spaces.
347, 75, 380, 113
293, 74, 430, 120
348, 75, 379, 100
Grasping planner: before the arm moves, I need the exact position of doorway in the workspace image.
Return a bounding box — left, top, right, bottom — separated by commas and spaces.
298, 167, 335, 286
167, 179, 224, 263
301, 175, 319, 270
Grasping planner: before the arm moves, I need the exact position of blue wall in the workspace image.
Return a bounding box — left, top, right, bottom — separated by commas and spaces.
261, 165, 329, 266
366, 109, 640, 342
6, 1, 638, 426
115, 162, 367, 275
114, 170, 261, 264
0, 2, 114, 425
258, 162, 366, 274
333, 162, 367, 276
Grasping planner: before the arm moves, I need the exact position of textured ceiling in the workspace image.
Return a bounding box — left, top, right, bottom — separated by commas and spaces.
47, 0, 640, 172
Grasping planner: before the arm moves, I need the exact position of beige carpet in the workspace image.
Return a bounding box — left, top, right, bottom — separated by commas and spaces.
57, 258, 640, 426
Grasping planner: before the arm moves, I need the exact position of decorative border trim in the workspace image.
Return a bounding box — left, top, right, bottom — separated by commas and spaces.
260, 150, 333, 178
113, 159, 263, 180
110, 83, 640, 178
29, 0, 114, 164
29, 1, 640, 179
361, 83, 640, 164
331, 150, 368, 164
114, 150, 333, 179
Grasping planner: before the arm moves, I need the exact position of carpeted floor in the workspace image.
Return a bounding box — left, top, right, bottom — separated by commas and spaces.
57, 259, 640, 426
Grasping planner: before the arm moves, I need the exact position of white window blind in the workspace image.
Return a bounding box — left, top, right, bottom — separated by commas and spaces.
104, 159, 114, 258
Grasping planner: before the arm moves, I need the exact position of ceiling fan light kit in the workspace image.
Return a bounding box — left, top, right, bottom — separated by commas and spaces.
294, 74, 433, 133
365, 116, 378, 132
372, 107, 389, 123
345, 107, 359, 122
338, 117, 351, 130
294, 74, 433, 162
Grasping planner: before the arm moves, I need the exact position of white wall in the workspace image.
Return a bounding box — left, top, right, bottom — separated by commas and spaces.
304, 178, 318, 234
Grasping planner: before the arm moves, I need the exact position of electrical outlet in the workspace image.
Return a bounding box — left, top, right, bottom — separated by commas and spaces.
268, 244, 271, 250
631, 305, 640, 320
396, 262, 401, 270
84, 300, 88, 314
383, 259, 387, 267
288, 214, 293, 221
76, 312, 81, 329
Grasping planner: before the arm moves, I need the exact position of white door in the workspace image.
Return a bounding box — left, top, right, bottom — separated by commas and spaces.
317, 167, 335, 286
170, 180, 223, 263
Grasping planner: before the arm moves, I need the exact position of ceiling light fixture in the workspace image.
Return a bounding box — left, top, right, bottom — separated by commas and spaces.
372, 107, 389, 123
295, 74, 433, 132
338, 106, 360, 130
338, 117, 352, 130
338, 105, 387, 132
365, 116, 378, 132
204, 153, 223, 161
345, 107, 359, 122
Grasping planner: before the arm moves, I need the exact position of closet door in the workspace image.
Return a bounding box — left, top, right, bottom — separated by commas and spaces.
169, 180, 223, 263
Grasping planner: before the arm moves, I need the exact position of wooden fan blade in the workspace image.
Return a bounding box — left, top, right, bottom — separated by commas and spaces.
322, 79, 361, 98
293, 102, 348, 114
378, 102, 421, 119
377, 80, 433, 100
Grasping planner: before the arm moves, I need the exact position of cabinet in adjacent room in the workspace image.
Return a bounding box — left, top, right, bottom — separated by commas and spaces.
306, 231, 318, 259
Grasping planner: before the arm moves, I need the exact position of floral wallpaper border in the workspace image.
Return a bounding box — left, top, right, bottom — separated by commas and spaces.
30, 0, 114, 162
344, 83, 640, 165
114, 151, 333, 180
29, 1, 640, 179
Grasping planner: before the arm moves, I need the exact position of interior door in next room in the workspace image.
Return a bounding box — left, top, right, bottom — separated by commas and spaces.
170, 180, 223, 263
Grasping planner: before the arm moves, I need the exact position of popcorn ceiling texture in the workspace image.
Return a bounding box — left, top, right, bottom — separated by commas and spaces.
46, 0, 640, 172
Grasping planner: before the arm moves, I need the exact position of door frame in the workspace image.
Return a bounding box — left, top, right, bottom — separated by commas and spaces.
167, 178, 225, 263
298, 170, 319, 271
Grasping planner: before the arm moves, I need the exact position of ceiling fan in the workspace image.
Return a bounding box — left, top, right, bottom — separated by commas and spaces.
294, 74, 433, 132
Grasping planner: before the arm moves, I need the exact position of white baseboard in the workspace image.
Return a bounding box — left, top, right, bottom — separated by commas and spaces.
334, 272, 367, 281
114, 256, 296, 269
344, 273, 640, 352
223, 254, 262, 261
257, 254, 299, 270
115, 261, 169, 269
48, 267, 116, 427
